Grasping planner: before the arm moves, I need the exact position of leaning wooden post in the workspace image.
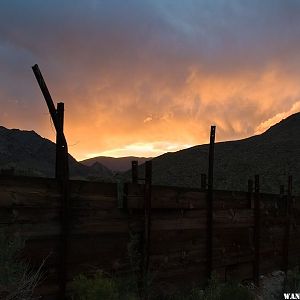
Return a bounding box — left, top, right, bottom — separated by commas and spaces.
207, 125, 216, 281
32, 65, 70, 299
283, 176, 292, 274
32, 65, 58, 128
132, 160, 138, 184
253, 174, 261, 286
143, 160, 152, 299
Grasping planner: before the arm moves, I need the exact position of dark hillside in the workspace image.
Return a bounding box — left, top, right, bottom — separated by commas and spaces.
125, 113, 300, 194
0, 126, 112, 180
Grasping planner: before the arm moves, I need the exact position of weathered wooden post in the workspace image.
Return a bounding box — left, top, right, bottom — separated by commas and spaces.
142, 160, 152, 299
283, 176, 292, 274
32, 64, 70, 299
56, 102, 67, 179
207, 125, 216, 281
54, 101, 70, 297
253, 174, 261, 286
132, 160, 138, 184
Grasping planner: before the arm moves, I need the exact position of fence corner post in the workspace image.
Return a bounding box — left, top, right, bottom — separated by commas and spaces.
206, 125, 216, 282
142, 160, 152, 299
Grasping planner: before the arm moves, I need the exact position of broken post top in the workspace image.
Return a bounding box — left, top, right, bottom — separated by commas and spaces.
32, 64, 67, 148
32, 64, 57, 127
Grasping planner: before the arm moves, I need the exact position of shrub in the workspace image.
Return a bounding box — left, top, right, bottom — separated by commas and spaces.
70, 271, 138, 300
70, 271, 255, 300
0, 231, 45, 300
156, 274, 254, 300
284, 267, 300, 292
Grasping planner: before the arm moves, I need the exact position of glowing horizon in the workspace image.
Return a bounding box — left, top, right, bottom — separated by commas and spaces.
82, 142, 194, 160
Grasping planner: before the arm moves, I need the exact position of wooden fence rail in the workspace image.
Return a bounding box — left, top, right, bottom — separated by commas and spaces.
0, 175, 299, 299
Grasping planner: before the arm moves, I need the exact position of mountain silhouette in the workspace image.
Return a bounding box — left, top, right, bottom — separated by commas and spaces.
125, 113, 300, 194
81, 156, 150, 173
0, 126, 112, 180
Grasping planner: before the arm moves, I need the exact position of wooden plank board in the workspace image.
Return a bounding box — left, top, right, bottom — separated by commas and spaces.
151, 217, 206, 231
70, 180, 117, 196
0, 176, 57, 189
214, 209, 254, 227
0, 207, 61, 224
0, 223, 61, 238
150, 229, 206, 254
127, 185, 255, 209
71, 195, 118, 210
212, 190, 250, 209
0, 190, 61, 208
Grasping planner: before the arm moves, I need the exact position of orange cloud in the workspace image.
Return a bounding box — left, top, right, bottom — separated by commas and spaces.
1, 1, 300, 160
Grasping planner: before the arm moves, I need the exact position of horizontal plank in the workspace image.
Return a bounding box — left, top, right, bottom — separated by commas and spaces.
214, 209, 254, 226
0, 223, 61, 238
212, 190, 250, 209
70, 180, 117, 196
151, 217, 206, 231
71, 195, 118, 209
0, 176, 58, 189
150, 229, 206, 254
0, 207, 61, 224
71, 219, 129, 234
127, 185, 256, 209
127, 194, 206, 210
0, 190, 61, 208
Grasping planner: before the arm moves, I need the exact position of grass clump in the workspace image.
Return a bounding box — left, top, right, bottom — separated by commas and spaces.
70, 271, 138, 300
284, 267, 300, 292
70, 271, 254, 300
0, 231, 45, 300
156, 274, 254, 300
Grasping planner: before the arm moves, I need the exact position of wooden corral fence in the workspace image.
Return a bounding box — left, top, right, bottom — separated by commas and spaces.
0, 173, 299, 299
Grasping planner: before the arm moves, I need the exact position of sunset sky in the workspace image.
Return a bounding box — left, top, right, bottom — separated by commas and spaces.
1, 1, 300, 160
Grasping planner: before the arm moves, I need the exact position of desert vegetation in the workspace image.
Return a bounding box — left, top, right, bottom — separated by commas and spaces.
0, 231, 45, 300
70, 271, 256, 300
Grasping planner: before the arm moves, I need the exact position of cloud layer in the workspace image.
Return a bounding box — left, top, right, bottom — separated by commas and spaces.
1, 0, 300, 159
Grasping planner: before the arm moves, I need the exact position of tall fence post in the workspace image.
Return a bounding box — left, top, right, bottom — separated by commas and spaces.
32, 65, 70, 299
56, 103, 70, 299
253, 174, 261, 286
207, 125, 216, 281
283, 176, 292, 274
132, 160, 138, 184
56, 102, 64, 179
143, 160, 152, 299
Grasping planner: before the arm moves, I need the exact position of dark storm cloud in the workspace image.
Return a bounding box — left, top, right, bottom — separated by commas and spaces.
1, 0, 300, 158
